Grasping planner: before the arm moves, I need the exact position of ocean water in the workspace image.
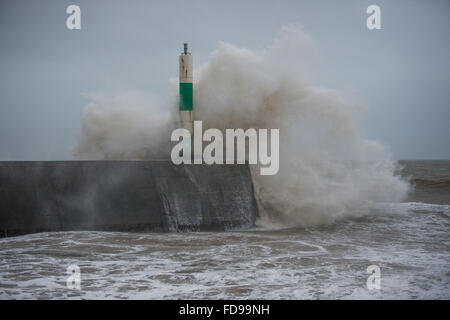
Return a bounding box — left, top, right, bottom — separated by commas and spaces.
0, 160, 449, 299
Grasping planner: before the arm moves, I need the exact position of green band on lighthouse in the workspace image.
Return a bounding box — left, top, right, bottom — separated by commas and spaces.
179, 82, 193, 111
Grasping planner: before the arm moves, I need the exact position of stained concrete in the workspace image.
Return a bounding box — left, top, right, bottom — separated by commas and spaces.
0, 161, 259, 237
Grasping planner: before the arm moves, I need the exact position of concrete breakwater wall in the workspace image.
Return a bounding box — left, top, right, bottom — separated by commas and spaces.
0, 161, 259, 237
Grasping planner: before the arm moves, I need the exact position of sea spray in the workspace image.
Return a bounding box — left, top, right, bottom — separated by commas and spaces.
73, 91, 176, 160
73, 25, 409, 227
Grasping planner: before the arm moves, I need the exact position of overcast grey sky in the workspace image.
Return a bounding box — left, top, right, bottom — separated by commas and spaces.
0, 0, 449, 160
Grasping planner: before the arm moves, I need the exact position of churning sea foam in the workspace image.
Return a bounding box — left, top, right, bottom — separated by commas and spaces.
73, 25, 410, 227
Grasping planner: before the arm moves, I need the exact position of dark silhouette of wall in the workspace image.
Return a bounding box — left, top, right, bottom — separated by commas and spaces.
0, 161, 258, 237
